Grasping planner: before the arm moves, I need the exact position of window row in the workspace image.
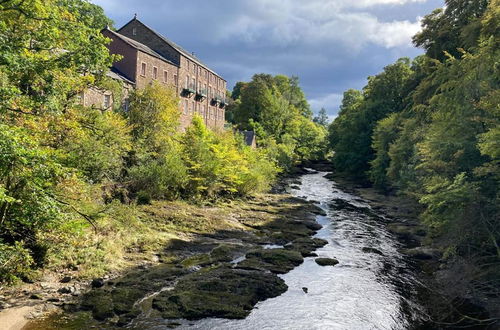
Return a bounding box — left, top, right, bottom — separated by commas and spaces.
184, 75, 224, 98
140, 62, 178, 85
187, 61, 225, 88
182, 100, 224, 120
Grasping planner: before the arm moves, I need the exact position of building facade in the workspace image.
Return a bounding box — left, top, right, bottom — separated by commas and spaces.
99, 17, 227, 130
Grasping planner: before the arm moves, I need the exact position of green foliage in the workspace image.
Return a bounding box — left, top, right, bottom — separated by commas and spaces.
127, 82, 186, 200
57, 108, 132, 183
0, 241, 34, 284
328, 0, 499, 261
181, 116, 279, 200
313, 108, 329, 127
328, 58, 414, 179
229, 74, 326, 169
0, 0, 115, 117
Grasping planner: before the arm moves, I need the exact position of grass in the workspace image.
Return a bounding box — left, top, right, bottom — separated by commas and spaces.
38, 194, 287, 280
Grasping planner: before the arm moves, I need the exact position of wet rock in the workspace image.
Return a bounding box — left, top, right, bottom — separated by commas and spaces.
237, 249, 303, 274
210, 244, 239, 263
302, 287, 308, 293
30, 293, 43, 300
80, 264, 188, 322
81, 290, 114, 320
166, 322, 182, 328
58, 286, 75, 294
60, 276, 72, 283
362, 247, 384, 256
387, 223, 422, 248
91, 278, 105, 288
285, 237, 328, 257
315, 258, 339, 266
401, 247, 440, 260
116, 310, 141, 327
310, 207, 327, 216
152, 267, 287, 320
290, 185, 301, 190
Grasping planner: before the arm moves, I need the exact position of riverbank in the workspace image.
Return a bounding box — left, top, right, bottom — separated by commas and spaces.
323, 171, 499, 329
1, 173, 327, 329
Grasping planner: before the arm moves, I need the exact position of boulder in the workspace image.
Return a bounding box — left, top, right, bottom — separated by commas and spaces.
91, 278, 105, 288
152, 267, 287, 320
315, 257, 339, 266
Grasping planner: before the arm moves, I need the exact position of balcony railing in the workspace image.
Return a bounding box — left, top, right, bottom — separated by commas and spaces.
182, 84, 196, 97
195, 88, 207, 101
219, 98, 227, 108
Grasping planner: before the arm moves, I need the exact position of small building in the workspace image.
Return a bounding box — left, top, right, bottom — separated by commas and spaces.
240, 130, 257, 148
79, 68, 134, 110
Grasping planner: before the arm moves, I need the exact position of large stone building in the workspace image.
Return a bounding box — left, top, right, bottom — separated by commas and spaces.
98, 16, 227, 130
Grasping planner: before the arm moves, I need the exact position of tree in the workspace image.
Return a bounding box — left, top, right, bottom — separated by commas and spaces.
313, 108, 329, 127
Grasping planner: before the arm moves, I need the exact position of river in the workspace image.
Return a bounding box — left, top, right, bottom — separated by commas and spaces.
125, 171, 426, 329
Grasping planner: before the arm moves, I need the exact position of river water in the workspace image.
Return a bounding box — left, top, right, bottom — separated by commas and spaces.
129, 171, 426, 330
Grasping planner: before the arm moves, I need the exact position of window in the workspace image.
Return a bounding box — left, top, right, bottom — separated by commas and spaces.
174, 74, 178, 86
192, 77, 195, 88
104, 94, 111, 108
164, 71, 168, 83
193, 64, 196, 73
209, 86, 212, 97
140, 62, 146, 76
153, 66, 158, 80
186, 75, 189, 89
184, 100, 188, 114
123, 99, 130, 112
191, 101, 195, 115
132, 27, 137, 35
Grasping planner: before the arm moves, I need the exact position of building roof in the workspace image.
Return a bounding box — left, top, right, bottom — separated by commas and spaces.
118, 17, 225, 81
240, 130, 256, 147
104, 28, 178, 67
106, 67, 135, 85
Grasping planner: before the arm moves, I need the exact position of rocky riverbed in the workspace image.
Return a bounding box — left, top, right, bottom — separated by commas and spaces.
17, 179, 329, 329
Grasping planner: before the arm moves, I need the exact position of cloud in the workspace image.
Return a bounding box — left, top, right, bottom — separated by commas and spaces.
210, 0, 425, 50
309, 93, 344, 117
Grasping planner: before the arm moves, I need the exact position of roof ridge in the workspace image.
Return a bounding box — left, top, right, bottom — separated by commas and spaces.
118, 18, 225, 80
104, 28, 177, 67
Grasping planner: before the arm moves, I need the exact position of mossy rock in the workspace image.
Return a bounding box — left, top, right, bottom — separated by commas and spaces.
209, 244, 239, 263
361, 247, 384, 255
315, 258, 339, 266
89, 294, 114, 320
116, 310, 141, 327
152, 267, 287, 320
111, 287, 145, 315
285, 237, 328, 257
181, 254, 212, 268
237, 248, 303, 274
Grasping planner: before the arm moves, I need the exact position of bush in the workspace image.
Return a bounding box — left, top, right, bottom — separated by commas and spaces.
0, 241, 34, 283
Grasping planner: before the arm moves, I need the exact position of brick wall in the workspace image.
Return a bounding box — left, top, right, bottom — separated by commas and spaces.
119, 20, 181, 65
106, 21, 227, 132
103, 30, 138, 82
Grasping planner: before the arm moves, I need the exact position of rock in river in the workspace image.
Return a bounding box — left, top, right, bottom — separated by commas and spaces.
315, 257, 339, 266
152, 266, 287, 320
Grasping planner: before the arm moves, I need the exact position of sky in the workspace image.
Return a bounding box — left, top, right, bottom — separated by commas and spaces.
92, 0, 444, 118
